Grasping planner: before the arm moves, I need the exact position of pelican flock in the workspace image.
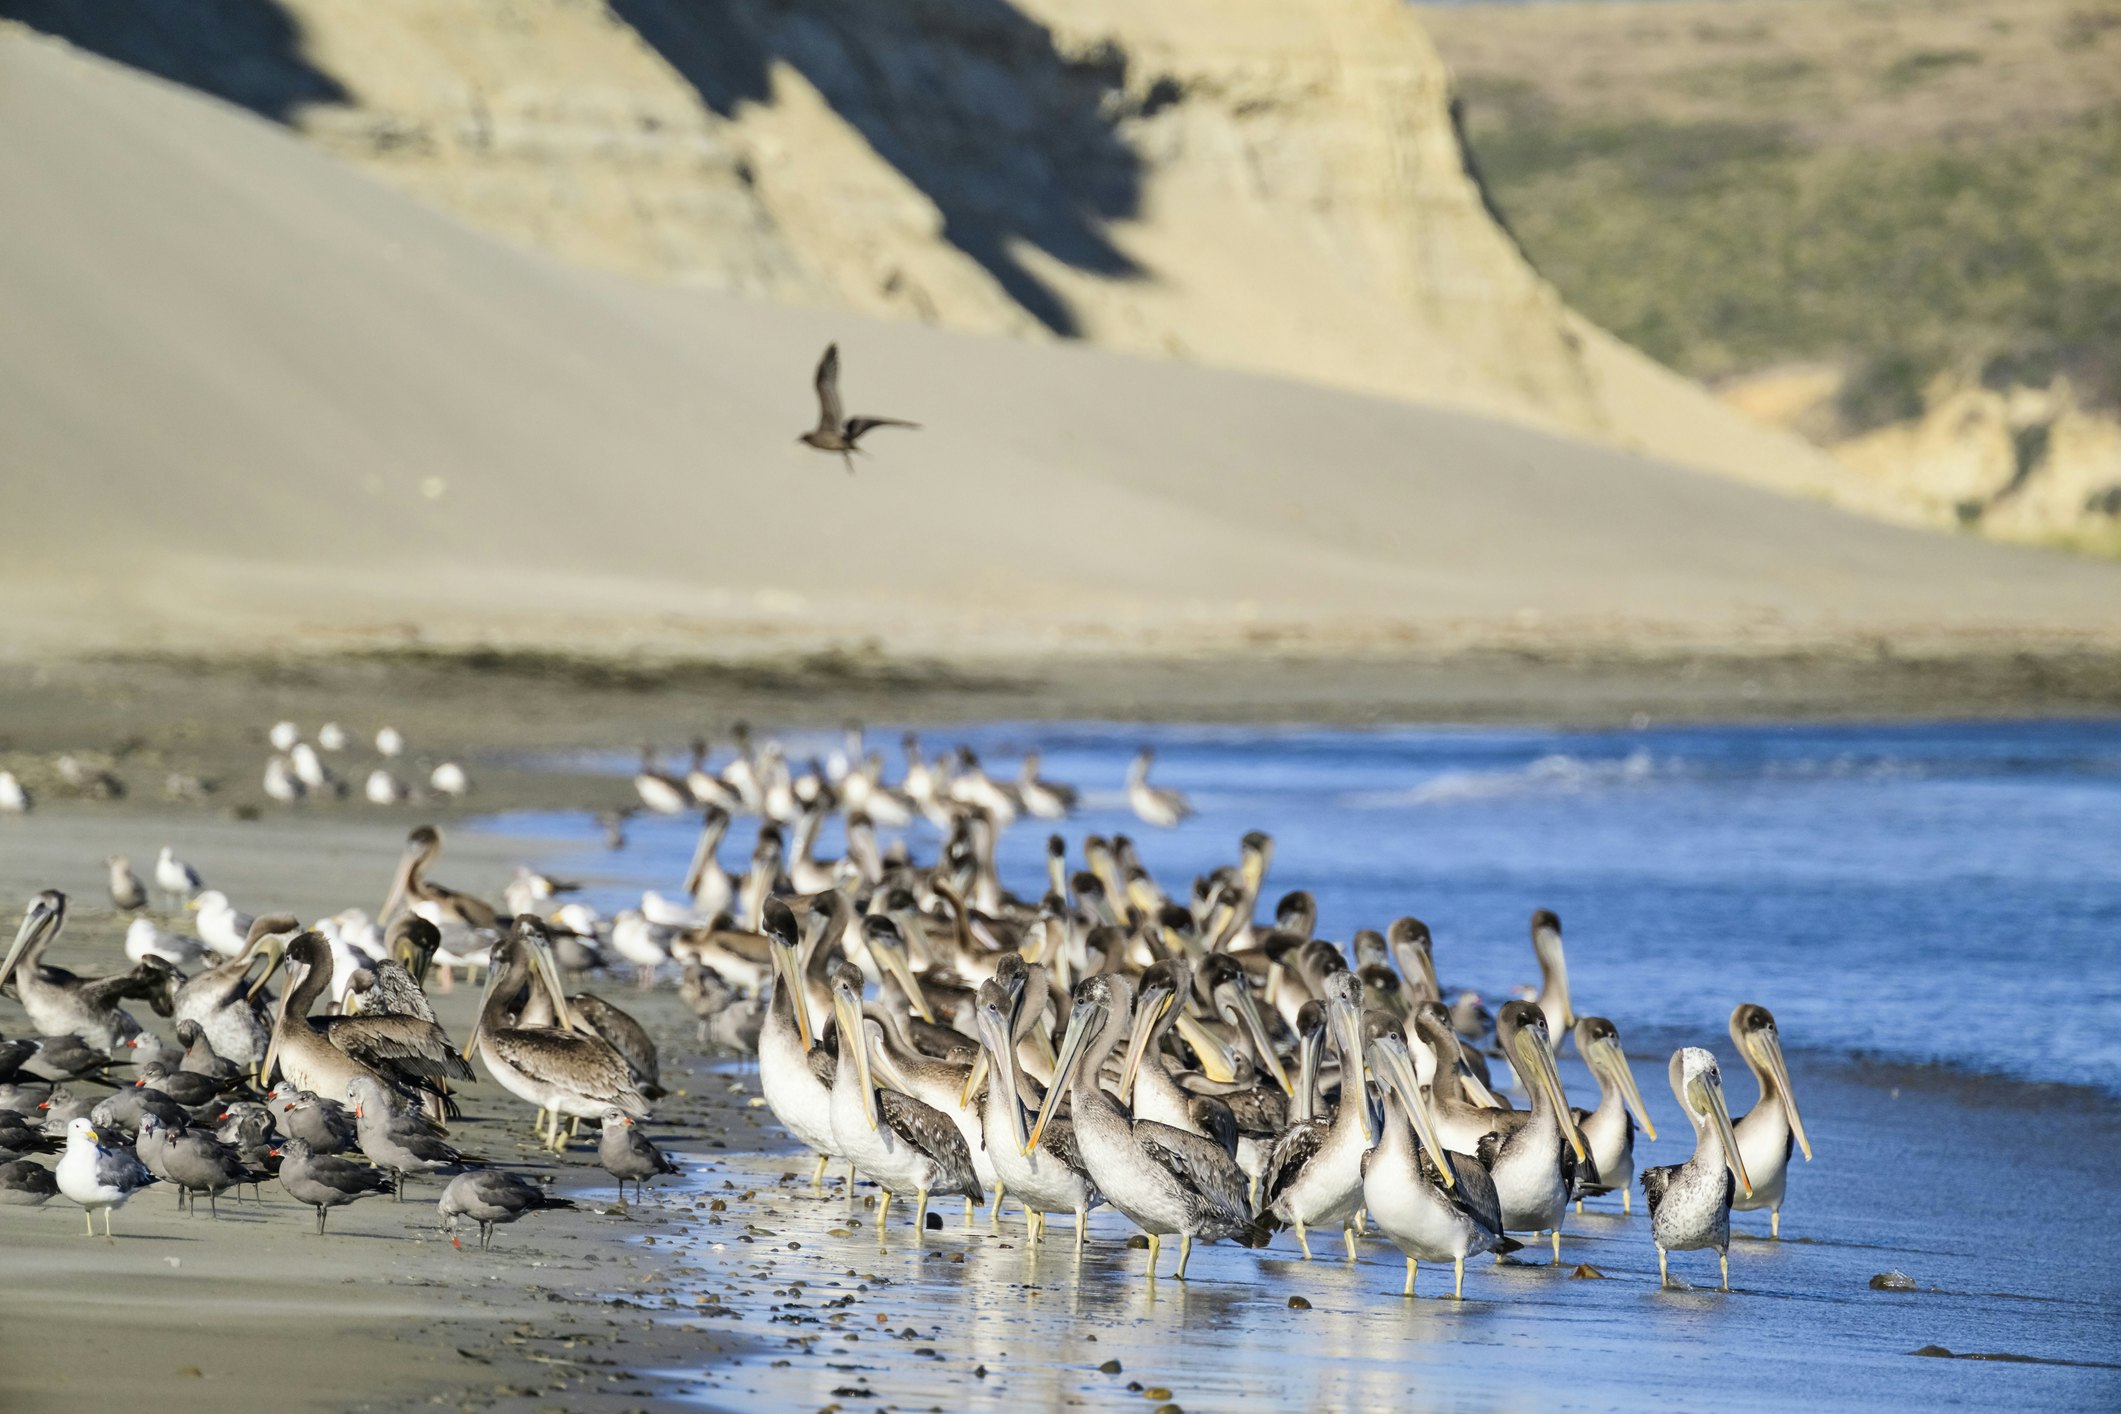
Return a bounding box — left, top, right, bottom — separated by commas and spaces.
0, 723, 1815, 1309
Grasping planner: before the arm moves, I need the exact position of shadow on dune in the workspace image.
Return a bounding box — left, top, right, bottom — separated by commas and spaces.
2, 0, 347, 120
607, 0, 1144, 335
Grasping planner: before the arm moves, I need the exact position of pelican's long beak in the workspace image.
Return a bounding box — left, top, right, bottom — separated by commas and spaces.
1221, 982, 1295, 1098
529, 936, 578, 1032
1331, 995, 1372, 1145
1116, 983, 1174, 1105
260, 962, 295, 1086
973, 1003, 1025, 1153
1595, 1036, 1658, 1143
1027, 998, 1097, 1154
1519, 1027, 1585, 1163
1173, 1010, 1237, 1083
1697, 1069, 1752, 1198
1370, 1038, 1450, 1188
1756, 1032, 1812, 1162
1292, 1021, 1323, 1124
868, 934, 932, 1024
0, 897, 58, 996
380, 845, 419, 923
833, 987, 878, 1131
244, 936, 285, 1003
770, 941, 813, 1052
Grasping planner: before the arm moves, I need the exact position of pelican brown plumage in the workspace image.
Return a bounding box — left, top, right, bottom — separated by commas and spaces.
1728, 1003, 1813, 1238
1, 892, 174, 1054
465, 920, 648, 1149
1643, 1047, 1753, 1290
262, 933, 471, 1110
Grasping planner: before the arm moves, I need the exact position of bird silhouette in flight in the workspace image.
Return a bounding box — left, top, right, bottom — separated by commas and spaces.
797, 343, 918, 473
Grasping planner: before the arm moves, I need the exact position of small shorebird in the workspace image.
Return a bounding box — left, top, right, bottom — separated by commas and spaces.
438, 1170, 575, 1251
275, 1136, 390, 1234
797, 343, 917, 472
597, 1108, 680, 1204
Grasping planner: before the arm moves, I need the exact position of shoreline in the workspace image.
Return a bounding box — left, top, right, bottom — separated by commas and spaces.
3, 797, 2118, 1411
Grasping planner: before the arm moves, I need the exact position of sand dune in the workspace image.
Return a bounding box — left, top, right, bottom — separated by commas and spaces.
3, 31, 2119, 660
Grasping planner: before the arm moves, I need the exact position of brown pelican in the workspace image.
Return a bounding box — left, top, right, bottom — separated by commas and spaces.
1259, 971, 1373, 1261
171, 912, 294, 1070
380, 825, 501, 936
1570, 1016, 1658, 1213
1361, 1032, 1511, 1298
1643, 1047, 1753, 1290
797, 342, 918, 472
1126, 749, 1192, 828
274, 1136, 390, 1233
57, 1117, 156, 1238
1, 892, 173, 1053
1528, 910, 1573, 1048
826, 965, 982, 1235
1115, 961, 1239, 1156
1728, 1003, 1813, 1237
262, 933, 472, 1109
968, 978, 1099, 1250
1479, 1001, 1586, 1265
633, 747, 692, 816
597, 1108, 680, 1204
1030, 973, 1255, 1281
757, 900, 838, 1185
439, 1170, 576, 1250
465, 922, 647, 1148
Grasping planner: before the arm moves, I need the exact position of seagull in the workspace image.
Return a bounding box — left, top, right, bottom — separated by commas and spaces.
0, 771, 30, 813
57, 1117, 156, 1240
154, 846, 204, 907
796, 343, 918, 472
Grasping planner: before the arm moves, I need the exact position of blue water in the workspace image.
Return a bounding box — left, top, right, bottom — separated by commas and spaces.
480, 719, 2121, 1095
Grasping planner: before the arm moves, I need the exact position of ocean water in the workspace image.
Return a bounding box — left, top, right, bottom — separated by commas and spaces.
482, 718, 2121, 1096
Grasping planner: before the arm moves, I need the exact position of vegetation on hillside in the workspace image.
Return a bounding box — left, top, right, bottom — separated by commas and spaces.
1427, 0, 2121, 436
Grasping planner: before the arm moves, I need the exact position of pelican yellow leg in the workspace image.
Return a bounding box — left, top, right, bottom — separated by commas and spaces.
1622, 1188, 1632, 1216
810, 1152, 829, 1188
1575, 1199, 1584, 1215
1145, 1232, 1161, 1283
1074, 1210, 1087, 1260
1454, 1257, 1465, 1300
991, 1179, 1006, 1227
1176, 1233, 1195, 1281
1293, 1216, 1312, 1260
1549, 1229, 1561, 1265
1403, 1256, 1417, 1296
1343, 1226, 1359, 1263
1771, 1209, 1781, 1240
1719, 1251, 1730, 1292
915, 1190, 931, 1238
877, 1189, 893, 1237
1657, 1247, 1669, 1288
963, 1196, 975, 1226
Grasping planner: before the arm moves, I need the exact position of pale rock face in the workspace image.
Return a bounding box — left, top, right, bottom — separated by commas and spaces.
251, 0, 1838, 499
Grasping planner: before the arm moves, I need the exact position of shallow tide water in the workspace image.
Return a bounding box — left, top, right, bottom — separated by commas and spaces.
479, 720, 2121, 1409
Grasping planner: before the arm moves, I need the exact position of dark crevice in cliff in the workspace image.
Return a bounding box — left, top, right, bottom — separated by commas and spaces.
607, 0, 1143, 336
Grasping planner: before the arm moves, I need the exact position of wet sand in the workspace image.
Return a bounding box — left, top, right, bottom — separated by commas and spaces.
4, 800, 2118, 1412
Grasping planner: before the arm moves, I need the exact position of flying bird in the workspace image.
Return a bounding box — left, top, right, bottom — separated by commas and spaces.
797, 343, 917, 472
